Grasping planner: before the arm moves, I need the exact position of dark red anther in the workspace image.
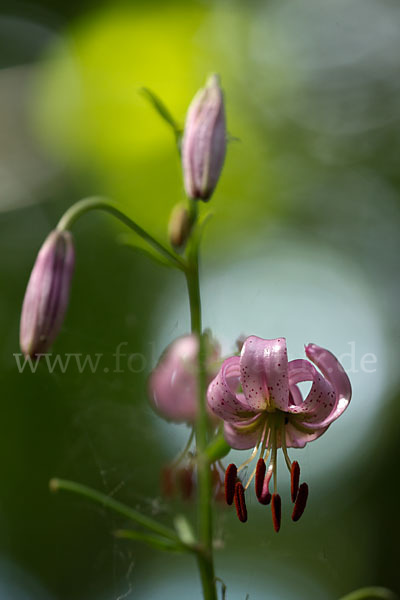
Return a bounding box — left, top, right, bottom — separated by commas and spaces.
271, 493, 281, 532
292, 482, 309, 522
234, 482, 248, 523
211, 466, 225, 503
161, 465, 175, 498
179, 466, 194, 500
290, 461, 300, 502
224, 463, 237, 506
255, 458, 266, 500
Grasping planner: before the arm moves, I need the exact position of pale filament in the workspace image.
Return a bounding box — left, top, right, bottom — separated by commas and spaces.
237, 419, 269, 473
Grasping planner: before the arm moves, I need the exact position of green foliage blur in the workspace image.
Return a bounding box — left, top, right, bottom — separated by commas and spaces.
0, 0, 399, 598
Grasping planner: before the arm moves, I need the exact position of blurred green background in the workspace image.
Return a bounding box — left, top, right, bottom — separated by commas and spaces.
1, 0, 400, 598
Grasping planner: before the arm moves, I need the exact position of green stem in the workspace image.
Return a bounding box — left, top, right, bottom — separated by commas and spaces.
49, 478, 179, 542
185, 224, 217, 600
339, 588, 398, 600
57, 196, 185, 271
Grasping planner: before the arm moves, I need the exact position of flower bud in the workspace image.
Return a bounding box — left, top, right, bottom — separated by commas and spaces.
20, 230, 75, 358
182, 74, 226, 201
168, 204, 191, 250
148, 333, 221, 424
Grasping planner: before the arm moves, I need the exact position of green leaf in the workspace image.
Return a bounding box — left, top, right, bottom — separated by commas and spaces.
114, 529, 188, 554
140, 87, 182, 141
118, 233, 176, 269
49, 478, 179, 542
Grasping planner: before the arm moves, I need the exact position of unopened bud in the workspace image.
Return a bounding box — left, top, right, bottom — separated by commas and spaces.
182, 74, 226, 201
20, 230, 75, 358
168, 204, 191, 249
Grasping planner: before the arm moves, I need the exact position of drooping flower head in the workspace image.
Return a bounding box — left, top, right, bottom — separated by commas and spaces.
20, 229, 75, 358
207, 336, 351, 530
149, 333, 222, 501
181, 74, 227, 201
148, 332, 221, 424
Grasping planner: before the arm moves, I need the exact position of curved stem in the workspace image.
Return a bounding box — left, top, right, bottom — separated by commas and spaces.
57, 196, 185, 271
185, 224, 217, 600
339, 588, 398, 600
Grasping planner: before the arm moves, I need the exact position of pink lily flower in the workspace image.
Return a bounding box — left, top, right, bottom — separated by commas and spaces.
149, 333, 220, 424
207, 336, 351, 530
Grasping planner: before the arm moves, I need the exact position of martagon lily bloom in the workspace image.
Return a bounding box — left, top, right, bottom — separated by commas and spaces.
207, 336, 351, 531
149, 333, 223, 501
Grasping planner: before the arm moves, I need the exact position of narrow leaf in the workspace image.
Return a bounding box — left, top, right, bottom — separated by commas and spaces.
140, 87, 182, 139
115, 529, 188, 554
49, 478, 179, 542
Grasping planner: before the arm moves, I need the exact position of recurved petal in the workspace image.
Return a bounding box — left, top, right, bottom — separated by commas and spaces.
300, 343, 352, 430
223, 414, 264, 450
287, 358, 337, 426
240, 336, 289, 411
288, 359, 316, 386
289, 385, 303, 406
207, 357, 256, 422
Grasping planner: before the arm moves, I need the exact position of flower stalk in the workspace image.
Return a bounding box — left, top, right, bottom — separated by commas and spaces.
185, 216, 218, 600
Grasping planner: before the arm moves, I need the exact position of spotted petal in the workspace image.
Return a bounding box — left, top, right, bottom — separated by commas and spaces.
207, 356, 256, 422
240, 336, 289, 411
301, 343, 352, 430
287, 358, 336, 426
287, 346, 351, 431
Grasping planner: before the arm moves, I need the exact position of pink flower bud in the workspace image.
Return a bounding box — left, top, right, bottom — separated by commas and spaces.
148, 334, 220, 423
182, 74, 226, 201
20, 230, 75, 358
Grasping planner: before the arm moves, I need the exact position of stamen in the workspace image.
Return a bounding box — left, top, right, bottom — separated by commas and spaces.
280, 421, 292, 471
271, 426, 278, 494
292, 482, 309, 521
290, 461, 300, 502
234, 482, 248, 523
224, 463, 237, 506
179, 467, 193, 500
271, 493, 281, 532
255, 458, 266, 500
161, 465, 175, 498
238, 420, 269, 473
237, 444, 259, 473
